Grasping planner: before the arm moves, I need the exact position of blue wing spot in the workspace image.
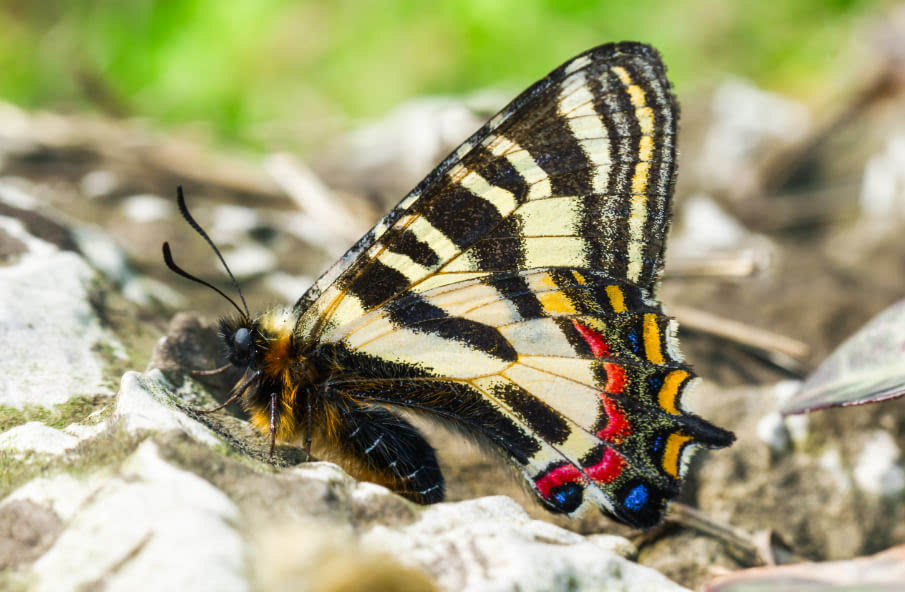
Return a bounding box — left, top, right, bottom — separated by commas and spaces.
624, 484, 649, 511
648, 375, 664, 391
651, 434, 665, 454
626, 329, 641, 354
547, 482, 584, 514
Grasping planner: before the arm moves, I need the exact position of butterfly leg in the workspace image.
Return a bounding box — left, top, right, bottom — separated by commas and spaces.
329, 399, 444, 504
304, 390, 313, 461
269, 392, 277, 457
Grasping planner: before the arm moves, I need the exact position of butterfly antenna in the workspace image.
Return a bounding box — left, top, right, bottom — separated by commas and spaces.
163, 242, 247, 319
174, 186, 250, 318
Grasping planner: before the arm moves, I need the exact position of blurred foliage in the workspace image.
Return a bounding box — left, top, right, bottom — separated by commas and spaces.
0, 0, 892, 151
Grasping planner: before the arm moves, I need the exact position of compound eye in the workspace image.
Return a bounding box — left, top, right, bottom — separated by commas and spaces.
233, 327, 251, 354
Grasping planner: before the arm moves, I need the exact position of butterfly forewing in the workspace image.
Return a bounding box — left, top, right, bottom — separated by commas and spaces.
292, 42, 732, 528
296, 42, 676, 340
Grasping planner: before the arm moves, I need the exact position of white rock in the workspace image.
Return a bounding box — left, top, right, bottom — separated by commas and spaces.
338, 97, 489, 194
675, 196, 750, 252
31, 441, 247, 592
62, 418, 109, 441
71, 226, 132, 283
0, 178, 41, 209
114, 370, 221, 447
219, 243, 277, 278
819, 448, 852, 493
2, 473, 106, 521
121, 193, 173, 223
0, 216, 122, 408
853, 431, 905, 498
696, 79, 809, 195
0, 421, 79, 455
860, 133, 905, 222
264, 271, 313, 303
80, 170, 119, 198
756, 412, 791, 455
362, 496, 686, 592
209, 203, 261, 244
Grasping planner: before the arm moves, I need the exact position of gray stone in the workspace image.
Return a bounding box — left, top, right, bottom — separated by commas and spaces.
0, 214, 123, 409
29, 441, 247, 592
360, 496, 676, 592
114, 370, 222, 447
0, 422, 79, 455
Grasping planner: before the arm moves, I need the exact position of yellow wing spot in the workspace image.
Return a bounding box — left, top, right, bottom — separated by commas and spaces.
626, 84, 646, 107
638, 135, 654, 162
538, 273, 557, 289
605, 285, 626, 313
658, 369, 689, 415
571, 270, 587, 284
611, 66, 632, 86
632, 161, 651, 195
637, 106, 655, 135
643, 313, 665, 365
538, 291, 577, 316
536, 273, 577, 315
662, 433, 693, 478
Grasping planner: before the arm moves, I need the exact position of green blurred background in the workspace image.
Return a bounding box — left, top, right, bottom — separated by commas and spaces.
0, 0, 892, 152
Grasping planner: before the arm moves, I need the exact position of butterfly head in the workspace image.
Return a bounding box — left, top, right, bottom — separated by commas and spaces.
218, 306, 298, 375
162, 186, 270, 378
219, 317, 260, 369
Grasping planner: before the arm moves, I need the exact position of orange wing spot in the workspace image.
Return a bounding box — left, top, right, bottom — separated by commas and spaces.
662, 432, 693, 478
605, 285, 626, 313
603, 362, 626, 394
642, 313, 665, 365
658, 369, 689, 415
538, 290, 577, 315
598, 394, 631, 443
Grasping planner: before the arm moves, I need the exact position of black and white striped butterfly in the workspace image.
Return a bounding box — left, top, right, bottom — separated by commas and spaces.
164, 42, 733, 529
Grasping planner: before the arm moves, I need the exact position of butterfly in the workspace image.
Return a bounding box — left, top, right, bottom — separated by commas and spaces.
163, 41, 734, 529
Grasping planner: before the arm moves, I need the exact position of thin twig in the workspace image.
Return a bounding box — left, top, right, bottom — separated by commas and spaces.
671, 304, 811, 373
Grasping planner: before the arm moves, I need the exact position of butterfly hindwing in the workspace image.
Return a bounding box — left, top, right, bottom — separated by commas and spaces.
321, 270, 733, 527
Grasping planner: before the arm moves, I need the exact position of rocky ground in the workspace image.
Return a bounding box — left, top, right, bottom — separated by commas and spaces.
2, 48, 905, 591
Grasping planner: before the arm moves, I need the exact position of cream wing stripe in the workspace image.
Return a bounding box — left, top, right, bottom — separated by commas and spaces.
487, 135, 552, 200
459, 169, 519, 216
404, 215, 460, 263
559, 72, 611, 193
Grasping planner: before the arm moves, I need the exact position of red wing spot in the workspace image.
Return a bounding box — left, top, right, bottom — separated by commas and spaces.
534, 463, 583, 499
585, 447, 625, 484
603, 362, 626, 394
598, 394, 632, 443
572, 320, 612, 358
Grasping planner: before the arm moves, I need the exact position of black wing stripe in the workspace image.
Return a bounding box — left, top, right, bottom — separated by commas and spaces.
489, 274, 545, 319
470, 146, 531, 203
521, 115, 594, 197
347, 260, 411, 310
491, 381, 570, 445
384, 227, 441, 268
384, 293, 518, 362
420, 183, 505, 249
